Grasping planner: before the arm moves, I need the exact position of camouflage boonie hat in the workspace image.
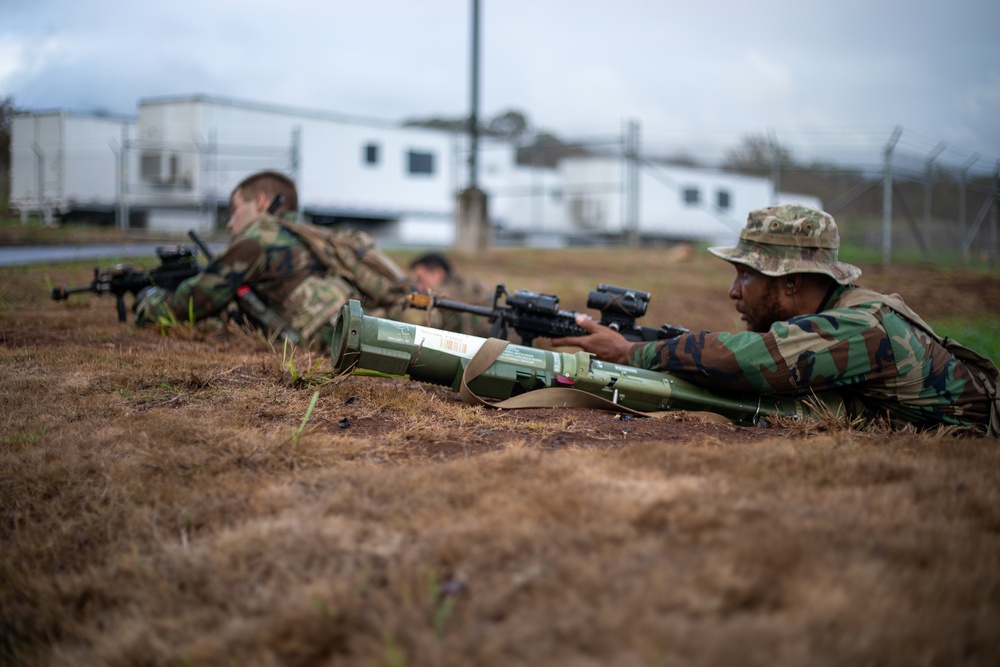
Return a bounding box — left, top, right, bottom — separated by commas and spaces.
708, 205, 862, 284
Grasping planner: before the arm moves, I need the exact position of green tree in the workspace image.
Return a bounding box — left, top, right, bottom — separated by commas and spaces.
401, 115, 470, 133
486, 109, 530, 144
515, 131, 590, 168
404, 108, 532, 143
723, 133, 794, 174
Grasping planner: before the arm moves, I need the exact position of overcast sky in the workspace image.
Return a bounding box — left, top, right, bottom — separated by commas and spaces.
3, 0, 998, 171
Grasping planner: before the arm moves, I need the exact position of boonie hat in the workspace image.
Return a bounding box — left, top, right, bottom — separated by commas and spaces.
708, 205, 862, 284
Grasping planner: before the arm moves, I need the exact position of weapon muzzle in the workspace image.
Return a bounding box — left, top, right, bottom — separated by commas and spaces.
331, 300, 366, 375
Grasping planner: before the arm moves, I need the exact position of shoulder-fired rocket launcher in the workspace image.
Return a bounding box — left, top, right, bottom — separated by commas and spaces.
331, 300, 842, 426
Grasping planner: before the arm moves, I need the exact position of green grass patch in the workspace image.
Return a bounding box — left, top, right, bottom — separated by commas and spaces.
931, 317, 1000, 366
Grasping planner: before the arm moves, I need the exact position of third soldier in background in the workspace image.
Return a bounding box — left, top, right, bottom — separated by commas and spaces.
409, 252, 495, 338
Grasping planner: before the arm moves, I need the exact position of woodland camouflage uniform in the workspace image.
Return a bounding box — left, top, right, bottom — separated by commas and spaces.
630, 205, 999, 435
136, 213, 418, 350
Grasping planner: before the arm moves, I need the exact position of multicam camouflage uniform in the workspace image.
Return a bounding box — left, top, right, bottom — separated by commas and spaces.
630, 205, 999, 435
136, 213, 413, 349
433, 273, 495, 338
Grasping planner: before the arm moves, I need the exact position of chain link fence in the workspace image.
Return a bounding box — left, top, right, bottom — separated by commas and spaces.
117, 134, 298, 232
481, 125, 998, 266
9, 114, 998, 266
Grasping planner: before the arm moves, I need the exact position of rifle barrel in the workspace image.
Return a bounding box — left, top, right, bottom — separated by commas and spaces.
51, 285, 101, 300
407, 293, 495, 319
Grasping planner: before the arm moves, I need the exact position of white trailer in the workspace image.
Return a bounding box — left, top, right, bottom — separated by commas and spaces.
553, 156, 822, 244
10, 110, 135, 223
132, 95, 462, 240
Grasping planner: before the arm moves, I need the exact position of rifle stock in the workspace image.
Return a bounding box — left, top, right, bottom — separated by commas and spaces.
332, 300, 842, 426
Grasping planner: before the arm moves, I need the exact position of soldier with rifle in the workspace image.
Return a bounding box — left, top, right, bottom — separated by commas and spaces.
409, 252, 494, 337
551, 205, 998, 435
134, 170, 422, 350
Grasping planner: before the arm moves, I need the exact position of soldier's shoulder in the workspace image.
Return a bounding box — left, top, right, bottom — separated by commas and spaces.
242, 215, 303, 247
445, 274, 493, 302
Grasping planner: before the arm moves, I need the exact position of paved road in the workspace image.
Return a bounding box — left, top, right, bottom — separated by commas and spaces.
0, 243, 226, 267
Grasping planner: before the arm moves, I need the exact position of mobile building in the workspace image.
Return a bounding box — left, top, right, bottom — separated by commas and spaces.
130, 95, 462, 243
10, 110, 135, 224
10, 96, 817, 247
552, 156, 822, 246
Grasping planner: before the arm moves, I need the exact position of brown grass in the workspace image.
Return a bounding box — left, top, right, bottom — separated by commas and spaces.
2, 249, 1000, 666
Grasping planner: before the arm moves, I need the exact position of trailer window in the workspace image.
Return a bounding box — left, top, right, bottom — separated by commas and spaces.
407, 151, 435, 175
363, 143, 379, 166
682, 187, 700, 205
716, 189, 731, 210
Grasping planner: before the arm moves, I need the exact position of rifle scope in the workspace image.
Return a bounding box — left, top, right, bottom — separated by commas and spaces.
587, 284, 649, 320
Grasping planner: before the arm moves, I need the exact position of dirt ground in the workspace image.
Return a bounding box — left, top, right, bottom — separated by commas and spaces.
2, 247, 999, 666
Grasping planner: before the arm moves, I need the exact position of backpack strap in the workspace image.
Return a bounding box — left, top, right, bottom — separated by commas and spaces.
275, 218, 408, 283
457, 338, 724, 420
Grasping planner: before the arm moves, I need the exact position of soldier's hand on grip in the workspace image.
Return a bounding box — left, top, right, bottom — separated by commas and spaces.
551, 314, 636, 365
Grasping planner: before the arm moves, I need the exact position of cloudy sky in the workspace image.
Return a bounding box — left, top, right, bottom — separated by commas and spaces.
2, 0, 998, 171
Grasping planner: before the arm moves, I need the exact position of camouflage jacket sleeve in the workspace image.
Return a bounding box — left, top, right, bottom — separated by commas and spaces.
628, 288, 992, 428
628, 313, 883, 395
139, 237, 267, 323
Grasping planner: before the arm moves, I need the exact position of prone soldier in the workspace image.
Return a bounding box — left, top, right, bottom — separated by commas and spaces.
409, 252, 494, 338
553, 204, 999, 435
135, 170, 426, 350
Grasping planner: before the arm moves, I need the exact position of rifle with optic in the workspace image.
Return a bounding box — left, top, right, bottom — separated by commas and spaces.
408, 283, 688, 346
51, 245, 202, 322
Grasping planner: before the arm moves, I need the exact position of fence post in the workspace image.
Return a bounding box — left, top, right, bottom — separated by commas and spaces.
117, 126, 129, 232
923, 141, 946, 256
624, 119, 640, 247
958, 153, 980, 260
201, 129, 217, 231
291, 126, 302, 219
991, 162, 999, 268
882, 126, 901, 267
31, 141, 44, 224
768, 127, 781, 205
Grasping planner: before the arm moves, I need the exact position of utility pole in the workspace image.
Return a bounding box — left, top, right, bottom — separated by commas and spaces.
454, 0, 490, 255
469, 0, 479, 190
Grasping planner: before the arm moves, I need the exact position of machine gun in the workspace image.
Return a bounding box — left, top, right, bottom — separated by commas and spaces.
51, 245, 202, 321
408, 283, 688, 346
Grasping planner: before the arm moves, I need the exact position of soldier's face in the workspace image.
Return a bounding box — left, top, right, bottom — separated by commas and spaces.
728, 265, 790, 333
411, 265, 446, 292
226, 189, 263, 237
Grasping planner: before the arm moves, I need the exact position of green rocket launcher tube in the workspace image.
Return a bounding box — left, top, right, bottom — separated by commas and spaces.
331, 300, 841, 425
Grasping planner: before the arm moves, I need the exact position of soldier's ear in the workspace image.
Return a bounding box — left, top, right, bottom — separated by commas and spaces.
254, 192, 270, 213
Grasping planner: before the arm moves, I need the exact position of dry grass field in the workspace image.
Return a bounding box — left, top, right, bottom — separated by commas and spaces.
2, 245, 1000, 666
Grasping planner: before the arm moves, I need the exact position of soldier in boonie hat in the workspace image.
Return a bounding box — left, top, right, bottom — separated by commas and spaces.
551, 201, 997, 435
708, 205, 861, 284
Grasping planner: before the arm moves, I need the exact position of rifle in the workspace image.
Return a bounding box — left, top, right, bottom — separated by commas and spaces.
408, 283, 688, 346
331, 300, 842, 426
51, 245, 202, 321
